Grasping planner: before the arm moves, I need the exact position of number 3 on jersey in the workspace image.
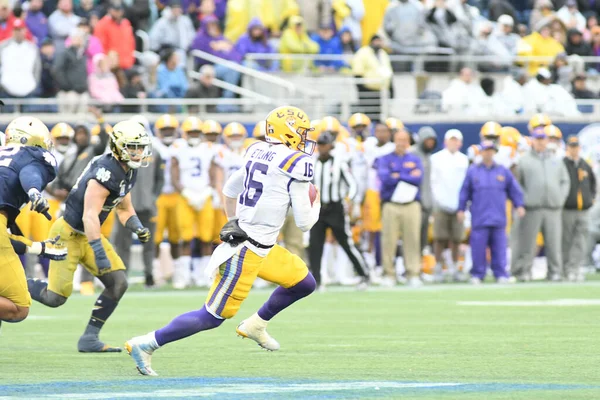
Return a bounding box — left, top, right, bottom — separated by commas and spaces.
240, 161, 268, 207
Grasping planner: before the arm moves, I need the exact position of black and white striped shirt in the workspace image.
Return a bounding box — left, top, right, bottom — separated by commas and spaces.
313, 155, 358, 204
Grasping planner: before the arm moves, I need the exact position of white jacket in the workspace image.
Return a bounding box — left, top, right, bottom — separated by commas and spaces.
499, 76, 537, 115
430, 148, 469, 213
523, 79, 581, 117
556, 6, 586, 32
0, 39, 40, 97
441, 79, 487, 115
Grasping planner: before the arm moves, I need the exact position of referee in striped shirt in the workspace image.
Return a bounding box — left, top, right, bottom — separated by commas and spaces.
309, 132, 369, 289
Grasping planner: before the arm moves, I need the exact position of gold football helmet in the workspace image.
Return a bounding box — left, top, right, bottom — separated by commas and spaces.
348, 113, 371, 129
265, 106, 315, 155
110, 120, 152, 169
224, 122, 247, 151
544, 124, 563, 140
528, 113, 552, 133
91, 123, 113, 136
5, 116, 52, 151
201, 120, 223, 143
181, 116, 203, 147
480, 121, 502, 141
252, 120, 267, 140
318, 116, 341, 137
500, 126, 521, 150
385, 117, 404, 133
154, 114, 179, 145
51, 122, 75, 154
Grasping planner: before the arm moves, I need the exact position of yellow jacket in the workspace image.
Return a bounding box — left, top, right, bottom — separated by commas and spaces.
351, 45, 392, 91
518, 32, 565, 75
224, 0, 299, 42
360, 0, 388, 46
279, 16, 320, 72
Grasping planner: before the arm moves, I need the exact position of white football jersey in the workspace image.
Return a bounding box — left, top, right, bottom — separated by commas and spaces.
153, 139, 177, 194
219, 146, 246, 181
173, 139, 219, 192
364, 138, 395, 191
223, 141, 320, 256
43, 150, 65, 200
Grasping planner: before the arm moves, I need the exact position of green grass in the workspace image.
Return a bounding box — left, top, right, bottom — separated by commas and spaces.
2, 282, 600, 399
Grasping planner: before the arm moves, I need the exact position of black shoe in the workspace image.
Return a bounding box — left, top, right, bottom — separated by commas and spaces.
145, 274, 155, 288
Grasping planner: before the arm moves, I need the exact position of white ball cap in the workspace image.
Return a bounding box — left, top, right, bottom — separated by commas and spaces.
445, 129, 463, 141
498, 14, 514, 26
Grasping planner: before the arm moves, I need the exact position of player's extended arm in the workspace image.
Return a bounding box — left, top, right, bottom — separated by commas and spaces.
209, 160, 225, 208
9, 234, 67, 260
116, 193, 151, 243
83, 180, 112, 273
19, 163, 52, 215
222, 167, 245, 219
171, 156, 183, 193
289, 180, 321, 232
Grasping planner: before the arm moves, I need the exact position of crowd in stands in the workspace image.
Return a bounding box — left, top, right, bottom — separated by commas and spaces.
2, 0, 600, 115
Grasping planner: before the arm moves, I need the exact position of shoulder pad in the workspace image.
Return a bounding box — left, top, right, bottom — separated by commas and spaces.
278, 151, 313, 181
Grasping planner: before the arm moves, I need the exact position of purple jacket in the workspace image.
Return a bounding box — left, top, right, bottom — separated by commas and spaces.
375, 151, 423, 202
458, 163, 524, 229
189, 16, 242, 65
25, 10, 48, 45
234, 18, 275, 70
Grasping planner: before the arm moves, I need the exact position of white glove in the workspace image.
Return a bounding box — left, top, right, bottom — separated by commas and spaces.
211, 188, 222, 209
351, 202, 362, 220
182, 188, 206, 210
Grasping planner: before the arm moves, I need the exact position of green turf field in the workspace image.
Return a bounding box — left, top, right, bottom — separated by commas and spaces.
2, 282, 600, 399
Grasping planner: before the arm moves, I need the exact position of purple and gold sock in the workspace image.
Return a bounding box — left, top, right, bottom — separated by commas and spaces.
154, 305, 224, 346
257, 273, 316, 321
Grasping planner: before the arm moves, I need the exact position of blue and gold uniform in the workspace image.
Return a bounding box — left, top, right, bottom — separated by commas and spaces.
48, 154, 137, 297
0, 146, 57, 308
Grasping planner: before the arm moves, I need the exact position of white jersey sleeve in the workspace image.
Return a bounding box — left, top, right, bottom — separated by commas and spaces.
277, 151, 314, 182
289, 180, 320, 232
223, 167, 245, 198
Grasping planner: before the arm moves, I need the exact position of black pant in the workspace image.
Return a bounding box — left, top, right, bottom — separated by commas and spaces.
308, 202, 368, 285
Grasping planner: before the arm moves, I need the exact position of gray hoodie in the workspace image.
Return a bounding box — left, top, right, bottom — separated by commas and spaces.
384, 0, 437, 53
412, 127, 438, 210
516, 150, 570, 209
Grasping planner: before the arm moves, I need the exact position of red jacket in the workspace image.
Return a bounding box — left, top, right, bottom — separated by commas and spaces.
0, 15, 33, 43
93, 16, 135, 70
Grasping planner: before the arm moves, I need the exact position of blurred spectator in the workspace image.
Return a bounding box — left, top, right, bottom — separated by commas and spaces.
75, 0, 97, 19
65, 19, 103, 75
297, 0, 328, 33
185, 64, 220, 113
517, 23, 529, 37
53, 28, 88, 113
223, 0, 299, 42
512, 128, 570, 281
412, 126, 438, 253
474, 21, 511, 70
189, 15, 242, 111
449, 0, 478, 53
0, 19, 39, 100
529, 0, 555, 29
351, 35, 393, 120
280, 15, 319, 72
562, 135, 596, 281
94, 1, 136, 70
25, 0, 48, 45
550, 17, 568, 44
40, 39, 58, 98
488, 0, 517, 22
549, 52, 573, 90
234, 17, 277, 71
340, 26, 356, 55
431, 129, 468, 281
0, 0, 32, 42
457, 140, 524, 284
441, 67, 487, 114
121, 68, 146, 112
377, 129, 424, 287
479, 77, 510, 114
494, 15, 520, 56
427, 2, 464, 52
518, 20, 565, 75
383, 0, 437, 55
149, 1, 195, 66
523, 67, 580, 116
48, 0, 80, 53
556, 0, 586, 32
592, 27, 600, 71
500, 68, 536, 114
311, 24, 345, 72
565, 28, 592, 56
155, 49, 188, 105
582, 14, 597, 41
88, 53, 124, 108
571, 73, 596, 98
332, 0, 365, 48
125, 0, 151, 44
360, 0, 388, 46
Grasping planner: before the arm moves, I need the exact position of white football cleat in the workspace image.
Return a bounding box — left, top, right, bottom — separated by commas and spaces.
125, 334, 159, 376
236, 313, 280, 351
406, 276, 423, 288
470, 277, 482, 285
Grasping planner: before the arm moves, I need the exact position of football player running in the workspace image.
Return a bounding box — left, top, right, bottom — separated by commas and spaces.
125, 106, 321, 376
27, 121, 153, 353
0, 117, 66, 327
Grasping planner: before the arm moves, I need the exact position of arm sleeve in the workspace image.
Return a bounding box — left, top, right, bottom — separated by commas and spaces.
507, 171, 524, 208
340, 161, 359, 202
153, 153, 165, 198
457, 171, 471, 212
377, 160, 401, 187
10, 238, 27, 255
19, 162, 53, 192
559, 162, 571, 202
289, 180, 321, 232
222, 167, 246, 198
400, 157, 423, 187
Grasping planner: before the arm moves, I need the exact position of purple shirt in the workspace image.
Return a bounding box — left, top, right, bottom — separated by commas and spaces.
458, 163, 524, 229
375, 151, 423, 203
25, 10, 48, 45
189, 17, 242, 65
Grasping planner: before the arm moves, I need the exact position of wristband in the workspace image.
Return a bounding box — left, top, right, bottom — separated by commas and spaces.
89, 238, 108, 259
28, 241, 43, 255
125, 215, 144, 232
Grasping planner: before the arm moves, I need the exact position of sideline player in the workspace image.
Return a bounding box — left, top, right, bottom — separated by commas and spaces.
125, 106, 321, 376
27, 121, 153, 353
0, 117, 63, 324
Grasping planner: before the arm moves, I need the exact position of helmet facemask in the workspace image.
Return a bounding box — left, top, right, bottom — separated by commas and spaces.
112, 134, 152, 169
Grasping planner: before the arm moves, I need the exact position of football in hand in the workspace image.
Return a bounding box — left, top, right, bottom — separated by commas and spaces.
308, 183, 318, 206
